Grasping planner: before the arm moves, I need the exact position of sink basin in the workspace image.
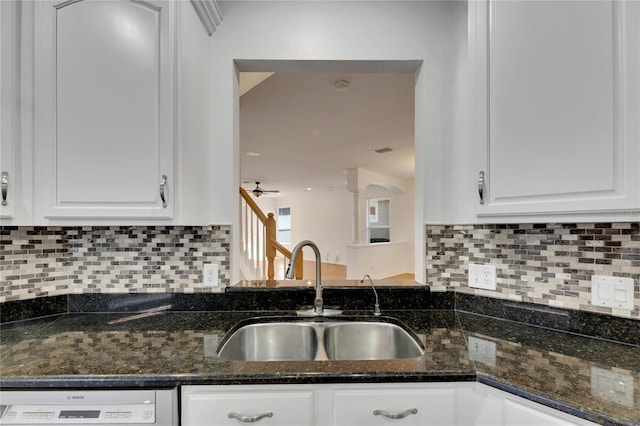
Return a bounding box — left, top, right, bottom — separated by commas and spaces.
217, 317, 424, 361
323, 322, 424, 360
217, 322, 318, 361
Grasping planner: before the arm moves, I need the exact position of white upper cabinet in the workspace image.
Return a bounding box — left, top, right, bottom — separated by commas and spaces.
0, 1, 18, 222
34, 0, 175, 221
470, 0, 640, 221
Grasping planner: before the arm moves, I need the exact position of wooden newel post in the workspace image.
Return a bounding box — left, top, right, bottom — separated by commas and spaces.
295, 252, 303, 280
266, 213, 276, 281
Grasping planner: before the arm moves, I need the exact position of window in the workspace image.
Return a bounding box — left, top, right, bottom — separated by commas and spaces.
277, 207, 291, 244
367, 198, 390, 244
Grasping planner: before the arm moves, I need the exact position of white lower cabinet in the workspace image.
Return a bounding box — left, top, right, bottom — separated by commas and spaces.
332, 387, 456, 426
182, 383, 598, 426
181, 385, 314, 426
465, 384, 597, 426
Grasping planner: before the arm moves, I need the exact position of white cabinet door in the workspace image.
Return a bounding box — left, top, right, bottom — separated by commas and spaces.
182, 385, 315, 426
182, 383, 601, 426
504, 400, 584, 426
476, 384, 598, 426
332, 386, 456, 426
471, 0, 640, 221
34, 0, 175, 221
0, 0, 19, 222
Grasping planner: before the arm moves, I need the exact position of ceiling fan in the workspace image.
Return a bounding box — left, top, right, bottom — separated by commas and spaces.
251, 181, 280, 197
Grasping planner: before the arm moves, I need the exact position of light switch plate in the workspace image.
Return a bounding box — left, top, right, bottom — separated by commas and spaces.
591, 276, 634, 311
591, 367, 634, 407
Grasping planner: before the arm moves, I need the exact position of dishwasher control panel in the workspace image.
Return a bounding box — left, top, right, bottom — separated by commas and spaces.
0, 389, 176, 425
0, 404, 153, 424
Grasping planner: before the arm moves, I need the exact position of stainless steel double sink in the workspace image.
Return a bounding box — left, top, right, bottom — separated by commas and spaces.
217, 317, 425, 361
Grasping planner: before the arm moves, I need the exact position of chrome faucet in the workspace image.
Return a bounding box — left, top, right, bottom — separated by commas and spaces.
286, 240, 323, 315
361, 274, 381, 316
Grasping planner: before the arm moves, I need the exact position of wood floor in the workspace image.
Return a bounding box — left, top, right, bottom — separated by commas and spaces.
384, 272, 415, 280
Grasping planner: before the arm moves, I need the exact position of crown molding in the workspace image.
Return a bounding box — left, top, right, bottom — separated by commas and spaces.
191, 0, 223, 36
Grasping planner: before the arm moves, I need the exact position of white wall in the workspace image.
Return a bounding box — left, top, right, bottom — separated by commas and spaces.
252, 194, 277, 218
348, 183, 415, 278
346, 242, 412, 279
362, 182, 415, 247
177, 2, 217, 224
189, 1, 470, 282
251, 181, 414, 276
276, 189, 352, 264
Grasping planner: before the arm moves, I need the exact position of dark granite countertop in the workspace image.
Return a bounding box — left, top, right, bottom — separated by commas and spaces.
0, 310, 474, 387
1, 294, 639, 425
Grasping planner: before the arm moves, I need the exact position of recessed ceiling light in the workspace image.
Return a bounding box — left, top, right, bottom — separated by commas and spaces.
373, 147, 394, 154
306, 187, 312, 191
246, 152, 261, 157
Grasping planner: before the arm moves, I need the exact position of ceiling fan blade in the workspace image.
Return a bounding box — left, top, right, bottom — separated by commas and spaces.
250, 181, 279, 196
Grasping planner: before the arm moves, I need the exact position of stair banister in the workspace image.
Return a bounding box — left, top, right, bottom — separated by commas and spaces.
239, 187, 303, 280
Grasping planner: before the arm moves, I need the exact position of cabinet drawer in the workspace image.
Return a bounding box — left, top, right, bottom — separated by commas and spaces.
182, 388, 313, 426
332, 387, 456, 426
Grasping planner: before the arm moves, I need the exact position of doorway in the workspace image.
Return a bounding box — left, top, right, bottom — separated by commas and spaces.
235, 60, 421, 282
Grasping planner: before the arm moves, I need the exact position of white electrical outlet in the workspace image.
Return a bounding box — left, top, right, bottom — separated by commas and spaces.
468, 263, 497, 290
591, 367, 634, 407
468, 336, 496, 366
203, 263, 218, 287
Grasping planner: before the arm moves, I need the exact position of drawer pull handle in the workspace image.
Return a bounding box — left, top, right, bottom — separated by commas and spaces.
373, 408, 418, 420
227, 411, 273, 423
160, 174, 167, 208
1, 171, 7, 206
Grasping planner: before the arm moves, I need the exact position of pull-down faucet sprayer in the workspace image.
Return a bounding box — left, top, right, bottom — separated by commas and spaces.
286, 240, 323, 316
361, 274, 381, 316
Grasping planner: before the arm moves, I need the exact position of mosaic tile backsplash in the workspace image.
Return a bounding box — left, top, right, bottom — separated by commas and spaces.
426, 223, 639, 320
2, 223, 638, 321
0, 226, 230, 302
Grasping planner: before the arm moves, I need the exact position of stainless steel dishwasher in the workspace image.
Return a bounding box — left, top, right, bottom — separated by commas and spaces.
0, 388, 177, 425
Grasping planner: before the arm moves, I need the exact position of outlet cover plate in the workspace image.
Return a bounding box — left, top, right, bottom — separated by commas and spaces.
468, 336, 496, 366
203, 334, 219, 357
591, 275, 634, 311
203, 263, 219, 287
468, 264, 497, 291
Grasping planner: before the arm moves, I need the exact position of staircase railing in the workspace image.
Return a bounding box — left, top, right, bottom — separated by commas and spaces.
239, 187, 303, 280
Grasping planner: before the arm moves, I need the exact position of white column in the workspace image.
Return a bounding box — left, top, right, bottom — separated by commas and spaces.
352, 190, 362, 244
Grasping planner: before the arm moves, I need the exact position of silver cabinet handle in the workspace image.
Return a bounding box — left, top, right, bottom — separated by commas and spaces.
159, 175, 167, 208
1, 171, 8, 206
373, 408, 418, 420
227, 412, 273, 423
478, 171, 485, 205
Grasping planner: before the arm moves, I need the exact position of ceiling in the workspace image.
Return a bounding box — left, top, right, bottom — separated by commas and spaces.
239, 72, 416, 197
